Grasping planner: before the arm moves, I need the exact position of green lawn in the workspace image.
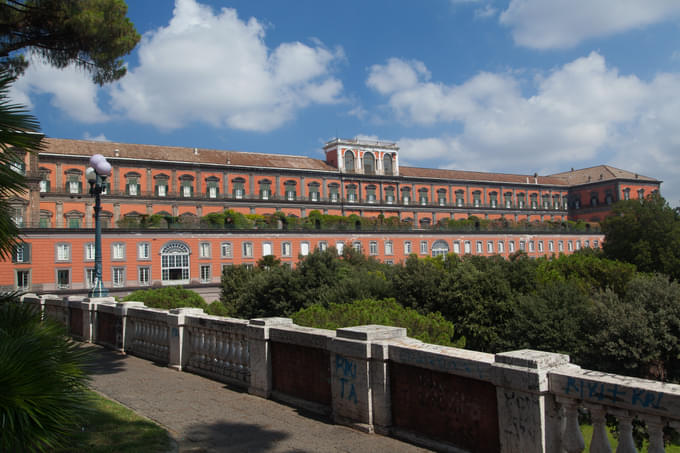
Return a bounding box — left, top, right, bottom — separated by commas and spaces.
582, 424, 680, 453
56, 390, 172, 453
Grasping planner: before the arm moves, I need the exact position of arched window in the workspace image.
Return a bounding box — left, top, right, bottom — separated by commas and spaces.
432, 240, 449, 257
160, 241, 190, 284
363, 152, 375, 175
344, 150, 355, 172
383, 154, 393, 175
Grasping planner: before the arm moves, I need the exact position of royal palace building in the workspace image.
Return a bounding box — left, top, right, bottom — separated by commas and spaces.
0, 137, 661, 300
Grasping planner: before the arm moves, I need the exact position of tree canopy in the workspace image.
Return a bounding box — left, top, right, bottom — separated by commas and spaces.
1, 0, 140, 84
0, 72, 42, 259
601, 194, 680, 281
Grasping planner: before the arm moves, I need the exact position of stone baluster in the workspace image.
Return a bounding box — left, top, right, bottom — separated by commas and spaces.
216, 333, 225, 374
225, 333, 233, 368
198, 331, 206, 366
643, 416, 666, 453
559, 398, 585, 453
587, 405, 612, 453
609, 410, 636, 453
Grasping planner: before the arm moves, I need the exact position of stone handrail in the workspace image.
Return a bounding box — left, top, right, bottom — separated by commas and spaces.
19, 293, 680, 453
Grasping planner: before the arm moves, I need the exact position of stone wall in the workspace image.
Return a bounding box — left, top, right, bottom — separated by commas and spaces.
22, 294, 680, 453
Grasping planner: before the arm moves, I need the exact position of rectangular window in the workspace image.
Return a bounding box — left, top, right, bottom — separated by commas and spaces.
568, 241, 573, 251
157, 183, 167, 197
476, 241, 483, 253
498, 241, 505, 253
242, 242, 253, 258
13, 243, 31, 263
575, 240, 581, 251
262, 242, 272, 256
56, 243, 71, 262
548, 241, 554, 252
112, 267, 125, 287
369, 241, 378, 255
453, 241, 460, 254
404, 241, 412, 254
282, 242, 292, 257
200, 265, 211, 283
233, 182, 244, 199
538, 241, 544, 252
57, 269, 70, 289
207, 182, 219, 199
487, 241, 494, 253
138, 267, 150, 286
509, 241, 515, 253
420, 241, 428, 255
127, 177, 139, 196
16, 270, 30, 290
39, 179, 50, 193
138, 242, 150, 260
558, 241, 564, 252
112, 242, 125, 260
221, 242, 233, 258
336, 242, 344, 254
68, 175, 81, 194
318, 241, 328, 251
199, 242, 211, 258
85, 243, 95, 261
464, 241, 471, 254
300, 242, 310, 256
519, 241, 526, 252
385, 241, 393, 255
85, 268, 96, 288
182, 183, 192, 198
68, 217, 81, 229
585, 240, 590, 248
593, 240, 599, 248
352, 241, 362, 252
529, 241, 535, 252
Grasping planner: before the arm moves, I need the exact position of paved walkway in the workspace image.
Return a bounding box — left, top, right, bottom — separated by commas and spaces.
89, 346, 433, 453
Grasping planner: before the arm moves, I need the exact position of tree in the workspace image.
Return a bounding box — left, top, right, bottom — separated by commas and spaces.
0, 72, 42, 259
1, 0, 140, 84
601, 194, 680, 281
0, 295, 92, 451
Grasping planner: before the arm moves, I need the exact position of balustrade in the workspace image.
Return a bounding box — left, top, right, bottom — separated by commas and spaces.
185, 323, 250, 385
128, 314, 170, 363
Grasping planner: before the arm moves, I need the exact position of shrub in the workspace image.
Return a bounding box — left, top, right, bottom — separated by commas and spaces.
292, 298, 465, 347
0, 295, 92, 451
122, 286, 208, 310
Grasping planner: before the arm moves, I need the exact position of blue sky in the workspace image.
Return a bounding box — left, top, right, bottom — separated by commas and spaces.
10, 0, 680, 205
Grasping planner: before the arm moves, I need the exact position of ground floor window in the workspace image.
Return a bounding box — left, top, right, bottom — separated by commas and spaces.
112, 267, 125, 287
200, 264, 211, 283
57, 269, 70, 289
16, 270, 30, 290
139, 267, 150, 286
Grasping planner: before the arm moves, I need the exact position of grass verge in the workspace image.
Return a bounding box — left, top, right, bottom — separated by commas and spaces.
56, 390, 172, 453
581, 424, 680, 452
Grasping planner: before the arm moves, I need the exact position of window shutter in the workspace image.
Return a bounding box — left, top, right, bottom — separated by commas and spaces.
190, 186, 193, 196
126, 183, 130, 194
11, 246, 17, 263
155, 185, 158, 196
77, 181, 82, 193
24, 244, 30, 262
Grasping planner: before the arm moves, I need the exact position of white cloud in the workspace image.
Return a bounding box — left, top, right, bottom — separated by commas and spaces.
500, 0, 680, 49
109, 0, 343, 132
367, 53, 680, 204
9, 58, 109, 123
83, 133, 110, 142
366, 58, 430, 95
474, 5, 498, 19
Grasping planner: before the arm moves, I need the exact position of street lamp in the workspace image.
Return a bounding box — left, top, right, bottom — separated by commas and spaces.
86, 154, 112, 298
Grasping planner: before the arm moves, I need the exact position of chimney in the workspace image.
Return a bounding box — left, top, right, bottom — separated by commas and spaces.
193, 147, 198, 155
114, 148, 120, 157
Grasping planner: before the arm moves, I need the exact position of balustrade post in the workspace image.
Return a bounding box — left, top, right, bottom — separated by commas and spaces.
246, 317, 293, 398
492, 349, 571, 453
85, 297, 116, 344
168, 307, 205, 371
329, 325, 407, 433
20, 293, 43, 318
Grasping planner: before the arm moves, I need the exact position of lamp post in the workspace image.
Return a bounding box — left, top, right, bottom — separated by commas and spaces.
86, 154, 112, 298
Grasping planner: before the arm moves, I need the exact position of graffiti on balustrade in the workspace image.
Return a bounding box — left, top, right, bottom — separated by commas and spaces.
397, 348, 490, 380
562, 377, 664, 409
335, 354, 358, 404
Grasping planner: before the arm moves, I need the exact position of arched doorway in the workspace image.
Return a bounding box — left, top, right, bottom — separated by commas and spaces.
161, 241, 191, 284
